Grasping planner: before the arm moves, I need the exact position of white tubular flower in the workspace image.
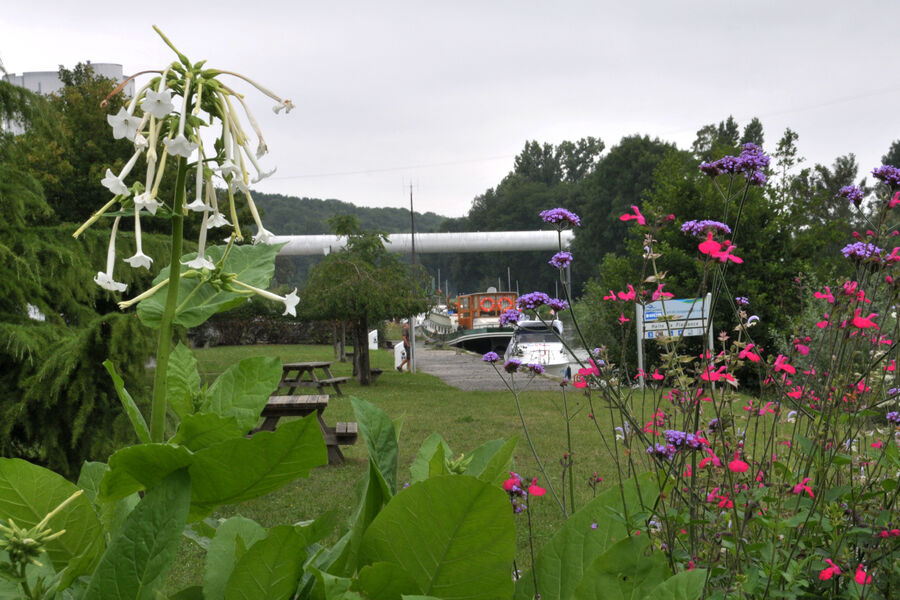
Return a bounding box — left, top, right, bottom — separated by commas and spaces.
165, 134, 198, 159
240, 140, 276, 182
133, 134, 149, 150
134, 192, 161, 215
124, 204, 153, 270
142, 89, 175, 119
253, 227, 275, 245
272, 99, 294, 114
183, 210, 215, 269
207, 212, 231, 228
185, 150, 210, 211
231, 280, 299, 317
107, 107, 142, 140
94, 216, 127, 292
101, 169, 130, 197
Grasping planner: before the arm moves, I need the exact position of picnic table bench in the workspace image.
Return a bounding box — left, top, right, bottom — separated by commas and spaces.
251, 394, 358, 464
277, 361, 351, 396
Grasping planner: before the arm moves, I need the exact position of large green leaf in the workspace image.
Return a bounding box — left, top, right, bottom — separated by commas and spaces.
410, 433, 451, 484
137, 243, 281, 328
202, 356, 282, 432
357, 562, 422, 599
352, 397, 399, 494
203, 516, 267, 600
360, 475, 515, 600
188, 415, 327, 520
224, 525, 307, 600
643, 569, 707, 600
103, 359, 151, 444
325, 460, 393, 577
0, 458, 104, 580
84, 468, 192, 600
170, 413, 245, 452
77, 461, 139, 544
466, 437, 518, 486
572, 535, 670, 600
166, 343, 201, 420
515, 472, 659, 600
100, 444, 195, 502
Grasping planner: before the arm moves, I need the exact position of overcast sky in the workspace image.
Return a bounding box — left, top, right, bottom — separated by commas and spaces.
3, 1, 899, 221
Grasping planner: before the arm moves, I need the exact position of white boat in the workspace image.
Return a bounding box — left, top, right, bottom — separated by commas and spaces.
504, 319, 573, 379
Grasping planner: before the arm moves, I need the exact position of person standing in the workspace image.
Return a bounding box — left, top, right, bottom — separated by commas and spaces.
397, 325, 410, 372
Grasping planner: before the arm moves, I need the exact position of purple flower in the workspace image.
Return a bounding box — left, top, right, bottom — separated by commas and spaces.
887, 411, 900, 425
499, 309, 523, 326
504, 358, 522, 373
698, 144, 769, 186
482, 351, 500, 363
841, 242, 882, 260
708, 418, 720, 432
549, 251, 573, 269
681, 219, 732, 237
539, 208, 581, 228
525, 363, 545, 375
735, 296, 749, 306
664, 430, 687, 447
646, 443, 676, 460
838, 185, 864, 207
872, 165, 900, 187
548, 298, 569, 311
517, 292, 551, 310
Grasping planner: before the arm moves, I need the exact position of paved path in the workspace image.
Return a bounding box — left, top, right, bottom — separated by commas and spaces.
411, 346, 565, 391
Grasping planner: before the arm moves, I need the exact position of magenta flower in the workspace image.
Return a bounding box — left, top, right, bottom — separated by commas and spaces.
774, 354, 796, 374
728, 452, 749, 473
792, 477, 814, 498
619, 205, 646, 226
819, 559, 841, 580
855, 564, 872, 585
527, 478, 546, 497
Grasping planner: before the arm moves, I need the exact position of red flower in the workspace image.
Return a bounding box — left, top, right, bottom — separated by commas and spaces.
698, 231, 721, 256
728, 452, 749, 473
502, 473, 523, 492
854, 564, 872, 585
739, 343, 761, 362
774, 354, 796, 374
792, 477, 814, 498
527, 478, 546, 497
619, 205, 646, 225
819, 559, 841, 580
617, 284, 636, 301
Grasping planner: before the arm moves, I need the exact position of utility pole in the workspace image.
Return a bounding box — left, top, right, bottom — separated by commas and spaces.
409, 183, 417, 374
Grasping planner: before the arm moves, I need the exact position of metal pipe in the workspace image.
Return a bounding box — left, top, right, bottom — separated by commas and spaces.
269, 230, 574, 256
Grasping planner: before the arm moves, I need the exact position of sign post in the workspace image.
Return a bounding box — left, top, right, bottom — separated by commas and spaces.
635, 293, 714, 388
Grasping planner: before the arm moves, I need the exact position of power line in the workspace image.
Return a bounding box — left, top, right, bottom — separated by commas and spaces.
268, 153, 514, 181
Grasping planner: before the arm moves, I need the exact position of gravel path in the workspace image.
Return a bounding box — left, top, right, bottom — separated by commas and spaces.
410, 346, 565, 391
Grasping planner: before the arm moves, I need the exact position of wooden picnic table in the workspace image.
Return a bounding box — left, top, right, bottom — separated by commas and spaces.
252, 394, 358, 464
277, 361, 351, 396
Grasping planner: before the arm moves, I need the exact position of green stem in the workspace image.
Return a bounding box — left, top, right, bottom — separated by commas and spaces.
150, 157, 188, 442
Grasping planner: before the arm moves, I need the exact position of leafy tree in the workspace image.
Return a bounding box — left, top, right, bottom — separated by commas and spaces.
882, 139, 900, 168
299, 216, 429, 384
574, 135, 677, 273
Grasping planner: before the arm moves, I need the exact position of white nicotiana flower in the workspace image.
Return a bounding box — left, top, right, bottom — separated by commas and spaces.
134, 192, 161, 215
125, 252, 153, 270
253, 227, 275, 245
185, 198, 211, 212
107, 107, 142, 140
252, 166, 276, 183
207, 212, 231, 228
133, 134, 149, 150
164, 134, 198, 158
273, 99, 294, 114
218, 159, 240, 179
230, 177, 249, 194
94, 216, 127, 292
101, 168, 130, 197
142, 88, 175, 119
232, 280, 299, 317
183, 209, 215, 270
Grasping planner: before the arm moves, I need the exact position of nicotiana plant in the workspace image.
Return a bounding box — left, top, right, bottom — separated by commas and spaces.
492, 144, 900, 599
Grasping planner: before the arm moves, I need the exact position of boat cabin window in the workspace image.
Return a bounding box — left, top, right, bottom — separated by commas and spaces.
515, 332, 559, 343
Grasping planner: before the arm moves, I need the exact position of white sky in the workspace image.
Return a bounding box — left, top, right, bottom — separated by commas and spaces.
3, 1, 899, 219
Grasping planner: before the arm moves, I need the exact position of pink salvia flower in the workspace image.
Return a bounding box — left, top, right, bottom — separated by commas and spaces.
819, 559, 841, 580
891, 191, 900, 207
713, 241, 744, 264
774, 354, 796, 374
617, 284, 636, 301
851, 308, 879, 329
854, 564, 872, 585
527, 478, 546, 497
619, 205, 646, 225
698, 231, 721, 256
813, 286, 835, 303
792, 477, 814, 498
651, 284, 674, 300
728, 452, 749, 473
739, 344, 761, 362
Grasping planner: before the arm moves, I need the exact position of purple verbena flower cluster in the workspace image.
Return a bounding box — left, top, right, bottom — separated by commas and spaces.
548, 298, 569, 312
549, 251, 573, 269
681, 219, 732, 238
708, 418, 720, 432
735, 296, 749, 306
482, 351, 500, 363
499, 309, 523, 327
837, 185, 864, 206
517, 292, 551, 310
841, 242, 883, 260
646, 443, 676, 460
698, 143, 770, 186
663, 430, 708, 450
887, 411, 900, 425
504, 358, 522, 373
525, 363, 545, 375
539, 207, 581, 228
503, 472, 529, 513
872, 165, 900, 187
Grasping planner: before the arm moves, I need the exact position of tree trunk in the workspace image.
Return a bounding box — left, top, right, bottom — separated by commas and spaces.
355, 317, 371, 386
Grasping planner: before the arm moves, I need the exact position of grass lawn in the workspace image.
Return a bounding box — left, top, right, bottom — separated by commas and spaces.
166, 343, 742, 591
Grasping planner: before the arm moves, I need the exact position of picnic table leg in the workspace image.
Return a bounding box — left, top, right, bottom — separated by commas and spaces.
317, 409, 345, 465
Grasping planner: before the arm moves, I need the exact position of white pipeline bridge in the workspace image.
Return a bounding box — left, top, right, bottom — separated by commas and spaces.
269, 230, 574, 256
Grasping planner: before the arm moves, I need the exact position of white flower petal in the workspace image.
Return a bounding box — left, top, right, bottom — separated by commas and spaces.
164, 134, 198, 158
107, 107, 141, 140
94, 271, 128, 292
185, 199, 212, 212
282, 288, 299, 317
253, 227, 274, 245
101, 169, 130, 197
207, 212, 232, 228
183, 256, 216, 270
251, 166, 277, 183
141, 89, 175, 119
134, 192, 161, 215
124, 252, 153, 270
